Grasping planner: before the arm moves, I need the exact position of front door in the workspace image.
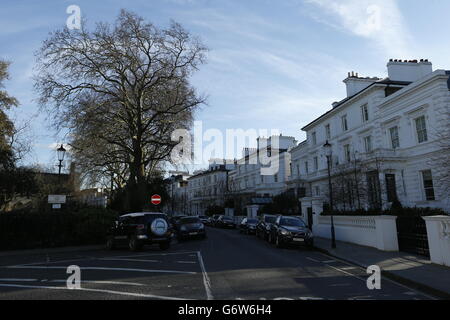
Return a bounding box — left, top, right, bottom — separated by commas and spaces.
307, 207, 313, 229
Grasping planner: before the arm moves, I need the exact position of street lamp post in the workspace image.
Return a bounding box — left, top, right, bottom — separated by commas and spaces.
323, 140, 336, 249
57, 144, 66, 183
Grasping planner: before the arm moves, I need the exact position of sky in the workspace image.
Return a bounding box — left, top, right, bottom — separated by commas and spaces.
1, 0, 450, 172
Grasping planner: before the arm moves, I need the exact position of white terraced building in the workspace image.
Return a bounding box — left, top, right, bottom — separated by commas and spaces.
227, 135, 297, 216
186, 160, 236, 216
288, 59, 450, 225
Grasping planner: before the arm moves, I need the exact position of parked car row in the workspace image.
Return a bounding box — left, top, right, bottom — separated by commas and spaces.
206, 215, 237, 229
240, 214, 314, 249
106, 212, 208, 251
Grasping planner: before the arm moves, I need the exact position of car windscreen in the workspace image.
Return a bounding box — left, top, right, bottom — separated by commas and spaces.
265, 216, 276, 223
247, 219, 258, 224
280, 217, 306, 227
179, 217, 200, 224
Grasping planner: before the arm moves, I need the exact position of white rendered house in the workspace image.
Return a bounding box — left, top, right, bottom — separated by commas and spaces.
288, 59, 450, 224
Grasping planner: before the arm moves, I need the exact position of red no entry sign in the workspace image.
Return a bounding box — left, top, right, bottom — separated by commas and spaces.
151, 194, 162, 205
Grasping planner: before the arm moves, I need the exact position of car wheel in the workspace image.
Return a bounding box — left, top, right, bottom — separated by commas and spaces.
160, 241, 171, 250
128, 237, 142, 252
106, 237, 115, 250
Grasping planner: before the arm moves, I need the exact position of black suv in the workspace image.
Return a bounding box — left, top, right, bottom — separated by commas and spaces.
106, 212, 173, 251
256, 214, 277, 240
216, 216, 236, 229
268, 216, 314, 248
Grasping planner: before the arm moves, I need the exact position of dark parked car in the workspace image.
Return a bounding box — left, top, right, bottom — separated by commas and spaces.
198, 216, 210, 225
106, 212, 173, 251
216, 216, 236, 229
239, 217, 259, 234
268, 216, 314, 248
174, 216, 206, 240
256, 214, 277, 240
211, 215, 223, 227
170, 215, 187, 226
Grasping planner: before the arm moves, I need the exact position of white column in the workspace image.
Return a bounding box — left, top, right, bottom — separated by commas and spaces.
374, 215, 399, 251
225, 208, 235, 217
423, 216, 450, 267
246, 205, 259, 218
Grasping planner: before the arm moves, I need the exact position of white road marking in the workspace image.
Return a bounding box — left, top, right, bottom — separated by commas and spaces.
177, 261, 197, 264
110, 251, 199, 259
48, 280, 145, 286
322, 260, 337, 263
0, 283, 189, 300
197, 251, 213, 300
4, 266, 196, 275
0, 278, 37, 282
98, 258, 161, 263
13, 257, 95, 267
306, 257, 320, 263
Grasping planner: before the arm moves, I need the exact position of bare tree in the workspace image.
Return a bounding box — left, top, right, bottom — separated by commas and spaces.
430, 109, 450, 201
0, 59, 19, 170
35, 10, 207, 211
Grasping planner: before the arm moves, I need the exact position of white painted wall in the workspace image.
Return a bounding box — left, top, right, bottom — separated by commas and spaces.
423, 215, 450, 267
314, 215, 399, 251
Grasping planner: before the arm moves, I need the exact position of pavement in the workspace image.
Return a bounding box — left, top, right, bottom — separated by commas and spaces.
314, 237, 450, 299
0, 228, 441, 300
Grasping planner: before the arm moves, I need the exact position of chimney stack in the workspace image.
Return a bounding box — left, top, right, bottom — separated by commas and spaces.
387, 59, 433, 82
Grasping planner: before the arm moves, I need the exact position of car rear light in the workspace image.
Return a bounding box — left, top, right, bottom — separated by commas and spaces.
136, 224, 145, 230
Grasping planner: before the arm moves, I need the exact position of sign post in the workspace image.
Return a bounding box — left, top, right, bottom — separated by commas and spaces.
151, 194, 162, 206
48, 195, 67, 210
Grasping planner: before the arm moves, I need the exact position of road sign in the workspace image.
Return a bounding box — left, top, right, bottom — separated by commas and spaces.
48, 195, 67, 204
151, 194, 162, 205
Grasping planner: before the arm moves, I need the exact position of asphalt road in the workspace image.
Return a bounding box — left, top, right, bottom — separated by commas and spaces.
0, 227, 436, 300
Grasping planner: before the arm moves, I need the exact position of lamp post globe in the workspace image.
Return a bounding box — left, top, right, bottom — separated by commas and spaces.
57, 144, 66, 176
57, 144, 66, 162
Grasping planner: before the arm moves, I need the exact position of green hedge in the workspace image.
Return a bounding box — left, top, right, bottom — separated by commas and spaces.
321, 207, 448, 217
0, 207, 118, 251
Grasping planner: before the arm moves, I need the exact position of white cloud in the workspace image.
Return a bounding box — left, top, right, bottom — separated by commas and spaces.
305, 0, 412, 58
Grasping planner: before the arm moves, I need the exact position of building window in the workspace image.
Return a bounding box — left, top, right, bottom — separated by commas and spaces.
364, 136, 373, 153
367, 171, 382, 210
341, 115, 348, 131
274, 174, 278, 183
389, 126, 400, 149
313, 157, 318, 171
312, 132, 317, 145
361, 104, 369, 123
415, 116, 428, 143
305, 161, 309, 174
385, 174, 398, 202
315, 186, 320, 196
344, 144, 351, 162
421, 170, 435, 201
325, 124, 331, 140
296, 164, 300, 177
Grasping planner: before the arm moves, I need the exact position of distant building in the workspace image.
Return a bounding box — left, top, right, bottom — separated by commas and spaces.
187, 160, 235, 216
77, 188, 107, 208
227, 135, 297, 216
165, 171, 191, 216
